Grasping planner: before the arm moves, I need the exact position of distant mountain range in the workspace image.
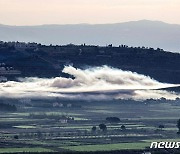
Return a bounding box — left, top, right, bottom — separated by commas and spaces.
0, 20, 180, 52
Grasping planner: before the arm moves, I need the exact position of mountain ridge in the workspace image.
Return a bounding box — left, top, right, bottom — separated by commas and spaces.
0, 20, 180, 52
1, 20, 180, 27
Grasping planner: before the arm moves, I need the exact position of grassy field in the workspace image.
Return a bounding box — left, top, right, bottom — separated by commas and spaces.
62, 142, 150, 152
0, 148, 55, 153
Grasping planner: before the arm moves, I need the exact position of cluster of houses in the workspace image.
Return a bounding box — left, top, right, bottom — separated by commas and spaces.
0, 63, 21, 76
59, 115, 74, 124
0, 41, 38, 51
53, 102, 72, 108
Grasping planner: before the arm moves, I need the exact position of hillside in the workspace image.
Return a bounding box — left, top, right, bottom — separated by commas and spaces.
0, 42, 180, 84
0, 20, 180, 52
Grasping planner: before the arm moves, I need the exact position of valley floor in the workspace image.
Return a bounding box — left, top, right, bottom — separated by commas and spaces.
0, 100, 180, 153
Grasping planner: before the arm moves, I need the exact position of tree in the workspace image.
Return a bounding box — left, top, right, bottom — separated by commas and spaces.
14, 135, 19, 139
121, 125, 126, 131
92, 126, 96, 132
99, 124, 107, 132
177, 119, 180, 134
158, 125, 165, 130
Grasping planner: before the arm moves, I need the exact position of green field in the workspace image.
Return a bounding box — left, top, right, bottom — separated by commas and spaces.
1, 101, 180, 153
13, 125, 37, 129
0, 148, 55, 153
62, 142, 150, 152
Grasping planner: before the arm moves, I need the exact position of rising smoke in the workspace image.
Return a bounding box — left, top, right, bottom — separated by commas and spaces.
0, 66, 179, 100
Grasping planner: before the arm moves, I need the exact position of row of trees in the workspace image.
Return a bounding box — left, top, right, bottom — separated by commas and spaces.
0, 103, 17, 112
92, 118, 180, 134
92, 124, 126, 132
91, 117, 124, 132
157, 119, 180, 134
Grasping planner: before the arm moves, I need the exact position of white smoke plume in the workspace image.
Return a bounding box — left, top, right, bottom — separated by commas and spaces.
0, 66, 179, 100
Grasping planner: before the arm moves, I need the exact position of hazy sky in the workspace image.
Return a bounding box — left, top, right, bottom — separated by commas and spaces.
0, 0, 180, 25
